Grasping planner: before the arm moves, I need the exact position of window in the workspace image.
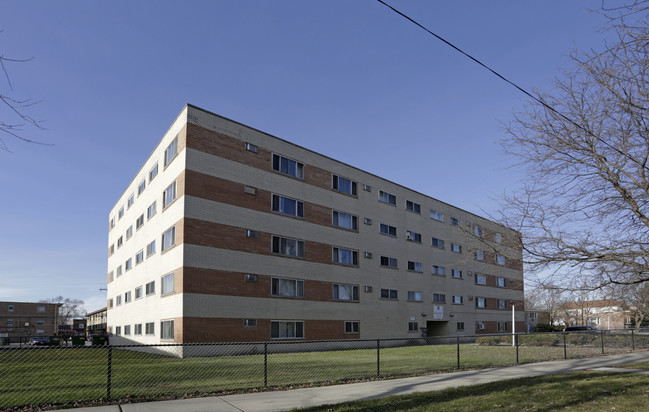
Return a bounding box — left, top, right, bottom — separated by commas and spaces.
246, 229, 258, 238
135, 286, 143, 300
407, 261, 423, 272
431, 237, 445, 249
147, 202, 157, 219
125, 258, 132, 271
363, 218, 372, 225
379, 223, 397, 237
116, 295, 122, 306
380, 288, 398, 300
498, 322, 508, 332
476, 250, 485, 261
432, 265, 445, 276
332, 247, 358, 266
406, 200, 421, 213
161, 273, 175, 295
109, 270, 114, 282
332, 210, 358, 230
406, 231, 421, 243
272, 154, 304, 179
497, 255, 506, 266
7, 319, 13, 327
450, 217, 459, 226
146, 240, 156, 257
497, 277, 506, 287
271, 236, 304, 258
145, 322, 155, 335
476, 297, 487, 308
380, 256, 398, 268
363, 184, 371, 192
588, 317, 601, 325
115, 326, 121, 336
332, 175, 357, 195
498, 299, 507, 309
272, 194, 304, 218
430, 210, 444, 222
162, 226, 176, 252
494, 233, 503, 243
116, 265, 123, 278
164, 137, 178, 167
117, 236, 123, 248
408, 322, 419, 332
364, 252, 373, 259
452, 295, 464, 304
124, 325, 131, 335
457, 322, 465, 331
433, 293, 446, 303
110, 218, 115, 229
118, 207, 124, 219
127, 194, 134, 209
110, 244, 115, 255
244, 319, 258, 327
474, 225, 482, 237
135, 250, 144, 265
134, 324, 142, 335
163, 181, 177, 209
124, 291, 132, 304
476, 321, 486, 330
137, 179, 146, 196
451, 243, 461, 253
271, 277, 304, 298
333, 284, 359, 301
245, 142, 258, 153
149, 163, 158, 182
345, 321, 360, 334
408, 291, 423, 302
271, 320, 304, 339
126, 226, 133, 240
379, 190, 396, 205
136, 214, 144, 230
451, 269, 462, 279
145, 281, 155, 295
475, 274, 487, 285
161, 319, 174, 340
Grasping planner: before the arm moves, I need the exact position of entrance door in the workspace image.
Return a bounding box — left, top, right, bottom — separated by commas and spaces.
426, 321, 449, 336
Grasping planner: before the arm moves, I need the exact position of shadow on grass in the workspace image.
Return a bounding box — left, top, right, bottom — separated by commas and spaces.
293, 371, 649, 412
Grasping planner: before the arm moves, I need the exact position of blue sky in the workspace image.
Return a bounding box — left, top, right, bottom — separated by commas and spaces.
0, 1, 618, 312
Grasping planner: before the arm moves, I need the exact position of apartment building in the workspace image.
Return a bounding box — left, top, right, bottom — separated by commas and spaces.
106, 104, 524, 345
86, 307, 107, 337
0, 301, 59, 341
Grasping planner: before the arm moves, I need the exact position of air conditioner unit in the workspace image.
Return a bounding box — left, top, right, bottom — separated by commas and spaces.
363, 184, 371, 192
364, 286, 373, 293
364, 252, 373, 259
245, 229, 258, 238
405, 233, 412, 240
468, 295, 474, 301
245, 143, 258, 153
244, 274, 258, 282
468, 271, 473, 276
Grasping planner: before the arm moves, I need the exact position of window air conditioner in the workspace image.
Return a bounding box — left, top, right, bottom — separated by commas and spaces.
244, 274, 258, 282
364, 252, 373, 259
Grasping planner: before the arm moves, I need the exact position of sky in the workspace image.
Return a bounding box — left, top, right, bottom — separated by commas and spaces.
0, 1, 622, 313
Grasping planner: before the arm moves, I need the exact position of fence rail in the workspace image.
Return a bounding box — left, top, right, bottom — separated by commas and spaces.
1, 329, 648, 410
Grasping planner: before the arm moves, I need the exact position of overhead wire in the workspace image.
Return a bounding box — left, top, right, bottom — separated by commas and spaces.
376, 0, 646, 170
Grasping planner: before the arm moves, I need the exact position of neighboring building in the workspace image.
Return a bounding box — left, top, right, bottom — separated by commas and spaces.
106, 104, 524, 345
58, 318, 87, 338
525, 310, 551, 332
0, 301, 59, 341
557, 299, 633, 330
86, 307, 107, 337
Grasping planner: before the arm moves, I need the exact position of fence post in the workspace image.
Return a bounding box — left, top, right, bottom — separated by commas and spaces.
264, 342, 268, 387
601, 330, 605, 354
563, 332, 567, 359
515, 334, 519, 364
456, 336, 460, 369
106, 346, 112, 400
632, 329, 635, 350
376, 338, 380, 378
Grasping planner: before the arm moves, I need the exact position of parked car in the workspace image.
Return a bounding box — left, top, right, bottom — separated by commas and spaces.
564, 325, 598, 332
29, 336, 49, 346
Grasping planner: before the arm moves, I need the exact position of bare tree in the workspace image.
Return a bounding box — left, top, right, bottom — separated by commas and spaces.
40, 296, 86, 326
611, 283, 649, 329
1, 30, 47, 152
499, 2, 649, 291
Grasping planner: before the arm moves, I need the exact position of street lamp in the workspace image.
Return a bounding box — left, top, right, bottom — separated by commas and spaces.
510, 301, 516, 347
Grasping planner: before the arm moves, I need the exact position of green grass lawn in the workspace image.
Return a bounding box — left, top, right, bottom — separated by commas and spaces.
292, 371, 649, 411
0, 342, 640, 409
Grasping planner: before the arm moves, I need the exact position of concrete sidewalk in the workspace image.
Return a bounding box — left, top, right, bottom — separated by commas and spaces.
62, 351, 649, 412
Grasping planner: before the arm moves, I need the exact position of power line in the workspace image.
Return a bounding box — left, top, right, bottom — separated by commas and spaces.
376, 0, 645, 170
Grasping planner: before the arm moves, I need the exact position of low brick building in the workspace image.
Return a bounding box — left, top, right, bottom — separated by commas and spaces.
0, 301, 59, 342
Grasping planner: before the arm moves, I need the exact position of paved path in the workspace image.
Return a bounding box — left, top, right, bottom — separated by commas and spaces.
61, 351, 649, 412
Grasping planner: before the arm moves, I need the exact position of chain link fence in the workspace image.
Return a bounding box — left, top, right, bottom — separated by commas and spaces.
1, 329, 648, 410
